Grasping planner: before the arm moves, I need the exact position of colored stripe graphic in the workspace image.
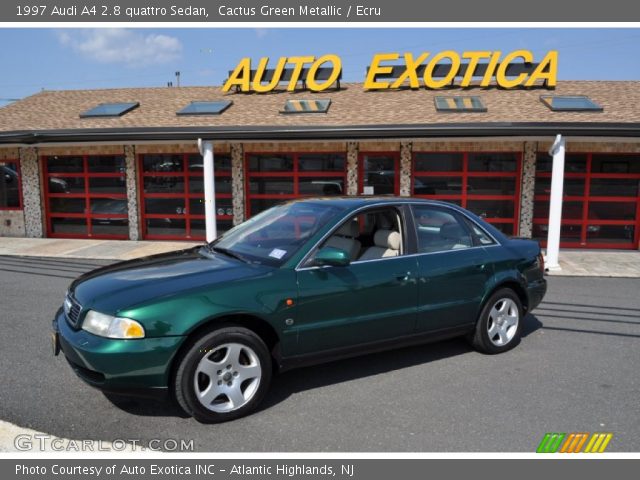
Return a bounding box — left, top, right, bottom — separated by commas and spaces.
560, 433, 589, 453
584, 433, 613, 453
537, 433, 613, 453
537, 433, 566, 453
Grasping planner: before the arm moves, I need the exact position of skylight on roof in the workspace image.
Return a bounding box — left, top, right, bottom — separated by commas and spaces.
540, 95, 603, 112
80, 102, 139, 118
434, 96, 487, 112
177, 100, 233, 116
282, 99, 331, 114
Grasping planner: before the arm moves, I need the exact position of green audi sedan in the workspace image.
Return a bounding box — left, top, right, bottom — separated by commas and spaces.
53, 197, 546, 422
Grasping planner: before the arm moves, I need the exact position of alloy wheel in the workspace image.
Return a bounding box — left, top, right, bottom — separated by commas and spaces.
193, 343, 262, 413
487, 298, 519, 347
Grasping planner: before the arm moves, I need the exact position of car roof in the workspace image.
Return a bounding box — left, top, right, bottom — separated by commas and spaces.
287, 196, 459, 210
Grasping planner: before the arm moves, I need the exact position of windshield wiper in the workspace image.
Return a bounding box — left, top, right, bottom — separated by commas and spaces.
209, 245, 247, 263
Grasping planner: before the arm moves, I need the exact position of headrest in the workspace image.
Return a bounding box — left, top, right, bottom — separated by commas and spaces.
440, 222, 464, 240
335, 220, 359, 238
374, 230, 401, 250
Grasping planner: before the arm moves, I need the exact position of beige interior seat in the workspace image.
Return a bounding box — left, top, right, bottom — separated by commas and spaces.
325, 221, 361, 260
358, 230, 401, 261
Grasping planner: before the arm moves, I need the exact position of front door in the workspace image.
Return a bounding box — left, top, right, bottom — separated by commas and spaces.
294, 206, 418, 355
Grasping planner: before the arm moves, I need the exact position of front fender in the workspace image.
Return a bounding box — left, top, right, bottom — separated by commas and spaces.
118, 269, 297, 338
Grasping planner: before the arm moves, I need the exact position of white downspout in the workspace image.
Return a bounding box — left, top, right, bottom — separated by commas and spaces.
198, 139, 217, 243
546, 134, 565, 271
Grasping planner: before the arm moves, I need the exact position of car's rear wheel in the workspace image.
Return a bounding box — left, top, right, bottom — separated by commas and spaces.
470, 288, 523, 354
173, 326, 272, 423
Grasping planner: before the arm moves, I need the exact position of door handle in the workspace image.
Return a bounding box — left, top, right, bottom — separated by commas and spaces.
394, 271, 412, 282
474, 263, 486, 271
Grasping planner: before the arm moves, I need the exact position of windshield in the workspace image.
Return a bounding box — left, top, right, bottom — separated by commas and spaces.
211, 202, 343, 266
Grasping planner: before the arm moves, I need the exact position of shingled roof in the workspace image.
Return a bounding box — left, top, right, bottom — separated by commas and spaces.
1, 81, 640, 143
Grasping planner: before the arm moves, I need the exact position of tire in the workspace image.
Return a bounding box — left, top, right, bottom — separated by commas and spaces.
173, 325, 272, 423
469, 288, 523, 354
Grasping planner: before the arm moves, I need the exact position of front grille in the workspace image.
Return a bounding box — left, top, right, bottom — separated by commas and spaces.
65, 294, 83, 328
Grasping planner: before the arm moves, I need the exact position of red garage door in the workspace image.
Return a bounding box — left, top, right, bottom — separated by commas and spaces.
533, 153, 640, 249
245, 152, 346, 217
139, 153, 233, 240
412, 152, 522, 235
43, 155, 128, 239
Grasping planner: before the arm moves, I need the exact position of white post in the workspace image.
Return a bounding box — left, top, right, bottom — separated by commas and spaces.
546, 134, 565, 271
198, 139, 217, 243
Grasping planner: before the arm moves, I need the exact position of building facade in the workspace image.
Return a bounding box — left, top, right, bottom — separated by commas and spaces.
1, 81, 639, 249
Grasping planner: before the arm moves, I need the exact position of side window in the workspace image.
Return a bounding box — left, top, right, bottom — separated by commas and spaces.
312, 207, 404, 264
462, 217, 496, 246
412, 205, 473, 253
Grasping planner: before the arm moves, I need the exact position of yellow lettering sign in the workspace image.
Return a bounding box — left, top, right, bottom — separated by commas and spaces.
525, 50, 558, 87
364, 53, 399, 90
223, 50, 558, 93
252, 57, 287, 93
390, 52, 430, 89
461, 51, 492, 87
285, 56, 315, 91
223, 55, 342, 93
222, 57, 251, 92
306, 54, 342, 91
496, 50, 534, 88
423, 50, 461, 89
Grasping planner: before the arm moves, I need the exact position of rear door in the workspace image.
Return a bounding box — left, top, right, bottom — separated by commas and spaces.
294, 205, 419, 355
410, 204, 494, 332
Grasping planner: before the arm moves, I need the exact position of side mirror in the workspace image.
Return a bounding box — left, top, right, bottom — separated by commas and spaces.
314, 246, 350, 267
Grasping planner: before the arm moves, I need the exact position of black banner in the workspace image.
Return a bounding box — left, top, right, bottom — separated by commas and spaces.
3, 0, 640, 22
4, 459, 640, 480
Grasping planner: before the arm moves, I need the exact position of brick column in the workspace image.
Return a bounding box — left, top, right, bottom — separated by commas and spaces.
346, 141, 358, 196
518, 141, 537, 238
19, 147, 44, 238
230, 143, 245, 225
124, 145, 140, 240
399, 141, 413, 197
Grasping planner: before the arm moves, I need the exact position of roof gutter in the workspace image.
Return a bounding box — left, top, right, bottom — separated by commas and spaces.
2, 122, 640, 144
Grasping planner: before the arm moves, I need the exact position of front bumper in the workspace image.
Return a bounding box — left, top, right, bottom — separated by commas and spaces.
52, 308, 185, 397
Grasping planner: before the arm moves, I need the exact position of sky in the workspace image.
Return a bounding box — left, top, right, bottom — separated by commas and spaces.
1, 28, 640, 105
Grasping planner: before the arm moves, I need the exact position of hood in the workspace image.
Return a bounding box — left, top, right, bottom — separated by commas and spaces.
70, 247, 272, 315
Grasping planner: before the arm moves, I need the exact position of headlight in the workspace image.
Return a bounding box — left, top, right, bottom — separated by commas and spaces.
82, 310, 145, 339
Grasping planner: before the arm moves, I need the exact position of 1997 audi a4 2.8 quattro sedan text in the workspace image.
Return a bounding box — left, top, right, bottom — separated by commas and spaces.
52, 197, 547, 422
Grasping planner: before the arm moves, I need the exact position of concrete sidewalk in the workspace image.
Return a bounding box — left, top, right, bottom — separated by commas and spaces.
543, 249, 640, 277
0, 237, 639, 277
0, 237, 199, 261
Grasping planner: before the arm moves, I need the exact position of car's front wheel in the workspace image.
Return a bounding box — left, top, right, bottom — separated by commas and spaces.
470, 288, 523, 354
174, 326, 272, 423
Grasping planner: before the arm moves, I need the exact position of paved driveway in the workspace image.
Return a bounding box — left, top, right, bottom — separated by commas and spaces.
0, 255, 638, 451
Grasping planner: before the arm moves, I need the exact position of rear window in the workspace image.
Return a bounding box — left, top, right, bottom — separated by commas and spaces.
412, 205, 473, 253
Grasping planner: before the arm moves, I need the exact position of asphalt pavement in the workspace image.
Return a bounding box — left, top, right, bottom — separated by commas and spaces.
0, 254, 638, 452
